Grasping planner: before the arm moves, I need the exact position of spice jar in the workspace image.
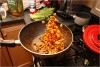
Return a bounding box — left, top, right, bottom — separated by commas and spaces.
7, 0, 24, 17
29, 0, 36, 14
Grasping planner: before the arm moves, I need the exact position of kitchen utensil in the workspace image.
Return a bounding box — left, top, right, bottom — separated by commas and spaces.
58, 0, 80, 16
0, 21, 73, 58
73, 12, 91, 25
83, 25, 100, 54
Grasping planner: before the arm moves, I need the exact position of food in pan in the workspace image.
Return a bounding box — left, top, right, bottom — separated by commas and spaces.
32, 13, 64, 54
42, 21, 45, 24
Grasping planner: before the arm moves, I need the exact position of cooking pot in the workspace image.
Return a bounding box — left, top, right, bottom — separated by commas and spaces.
73, 12, 91, 25
83, 25, 100, 54
0, 21, 73, 58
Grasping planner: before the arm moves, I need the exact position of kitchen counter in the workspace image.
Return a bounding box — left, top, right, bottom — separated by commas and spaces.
0, 10, 75, 27
0, 10, 30, 25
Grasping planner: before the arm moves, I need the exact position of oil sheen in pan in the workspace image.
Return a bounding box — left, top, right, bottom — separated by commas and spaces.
31, 35, 44, 52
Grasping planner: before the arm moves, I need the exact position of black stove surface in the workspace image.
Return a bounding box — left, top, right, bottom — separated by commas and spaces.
32, 24, 99, 67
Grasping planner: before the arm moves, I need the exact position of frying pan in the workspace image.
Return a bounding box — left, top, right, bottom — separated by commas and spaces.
0, 21, 73, 58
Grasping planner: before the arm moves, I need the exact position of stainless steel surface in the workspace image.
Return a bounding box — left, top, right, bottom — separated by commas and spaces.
73, 12, 91, 25
15, 40, 20, 44
59, 0, 80, 16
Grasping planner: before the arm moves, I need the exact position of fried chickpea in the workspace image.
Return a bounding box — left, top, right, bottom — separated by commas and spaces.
35, 14, 64, 54
32, 41, 36, 45
60, 24, 63, 27
53, 13, 56, 16
55, 18, 59, 22
42, 21, 45, 24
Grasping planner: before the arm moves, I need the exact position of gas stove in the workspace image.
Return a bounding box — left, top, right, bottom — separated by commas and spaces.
31, 22, 99, 67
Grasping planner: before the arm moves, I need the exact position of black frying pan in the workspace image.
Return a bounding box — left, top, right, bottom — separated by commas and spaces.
0, 21, 73, 58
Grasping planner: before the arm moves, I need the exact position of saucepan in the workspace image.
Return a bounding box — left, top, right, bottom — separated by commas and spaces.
83, 24, 100, 54
0, 21, 73, 58
73, 12, 91, 25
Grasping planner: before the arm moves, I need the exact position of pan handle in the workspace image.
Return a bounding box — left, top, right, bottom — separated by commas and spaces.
0, 40, 20, 47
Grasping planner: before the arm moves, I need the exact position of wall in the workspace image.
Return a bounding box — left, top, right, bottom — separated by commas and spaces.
81, 0, 95, 8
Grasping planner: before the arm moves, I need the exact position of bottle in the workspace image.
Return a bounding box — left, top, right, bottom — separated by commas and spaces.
29, 0, 36, 14
7, 0, 24, 17
2, 3, 8, 12
1, 0, 8, 12
0, 3, 6, 19
51, 0, 59, 12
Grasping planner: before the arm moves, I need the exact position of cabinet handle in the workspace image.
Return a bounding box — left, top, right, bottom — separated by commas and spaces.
4, 34, 7, 37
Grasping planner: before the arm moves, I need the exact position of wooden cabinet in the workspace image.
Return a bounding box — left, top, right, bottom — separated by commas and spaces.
0, 30, 12, 66
0, 31, 2, 37
0, 46, 13, 66
1, 22, 33, 66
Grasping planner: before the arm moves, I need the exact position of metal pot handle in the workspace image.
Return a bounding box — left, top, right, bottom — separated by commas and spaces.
82, 25, 89, 32
0, 39, 20, 47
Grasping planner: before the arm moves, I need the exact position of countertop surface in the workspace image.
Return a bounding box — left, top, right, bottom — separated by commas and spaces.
0, 11, 30, 26
0, 10, 75, 27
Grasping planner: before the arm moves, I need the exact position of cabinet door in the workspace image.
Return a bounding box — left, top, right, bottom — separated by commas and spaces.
1, 24, 33, 66
0, 31, 12, 66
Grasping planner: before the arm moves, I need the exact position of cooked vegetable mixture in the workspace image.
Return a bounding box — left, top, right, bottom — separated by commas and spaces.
32, 13, 64, 54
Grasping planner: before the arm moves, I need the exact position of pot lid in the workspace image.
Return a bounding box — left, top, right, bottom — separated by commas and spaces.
83, 25, 100, 54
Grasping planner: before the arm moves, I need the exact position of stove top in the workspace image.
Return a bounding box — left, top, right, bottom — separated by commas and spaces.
31, 24, 99, 67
